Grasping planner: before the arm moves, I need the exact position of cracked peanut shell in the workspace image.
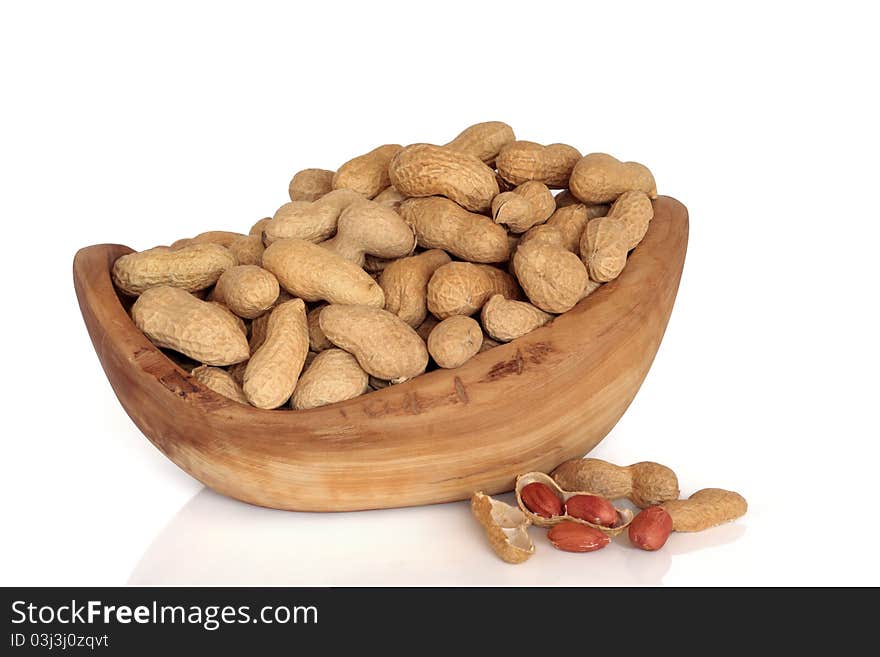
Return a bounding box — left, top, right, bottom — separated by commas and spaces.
471, 491, 534, 564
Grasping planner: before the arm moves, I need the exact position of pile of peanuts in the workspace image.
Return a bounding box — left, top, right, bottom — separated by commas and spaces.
472, 458, 747, 563
112, 121, 658, 410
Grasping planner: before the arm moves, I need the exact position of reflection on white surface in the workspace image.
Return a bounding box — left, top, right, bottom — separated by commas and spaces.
129, 488, 746, 586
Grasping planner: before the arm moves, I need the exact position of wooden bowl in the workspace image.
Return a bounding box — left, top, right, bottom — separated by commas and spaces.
73, 196, 688, 511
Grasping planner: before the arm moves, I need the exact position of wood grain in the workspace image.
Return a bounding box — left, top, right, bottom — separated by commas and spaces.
73, 196, 689, 511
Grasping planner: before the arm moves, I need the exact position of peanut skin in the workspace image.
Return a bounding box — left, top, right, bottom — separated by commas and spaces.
628, 506, 674, 550
389, 144, 499, 212
661, 489, 748, 532
552, 458, 680, 508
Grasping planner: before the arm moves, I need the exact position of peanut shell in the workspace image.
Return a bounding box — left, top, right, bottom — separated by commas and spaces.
379, 249, 452, 328
113, 243, 236, 296
212, 265, 280, 319
333, 144, 402, 199
291, 348, 369, 410
289, 168, 335, 202
265, 189, 363, 244
480, 294, 552, 342
569, 152, 657, 204
470, 491, 534, 564
427, 316, 483, 369
514, 472, 633, 536
131, 286, 249, 366
427, 262, 520, 319
389, 144, 499, 212
496, 141, 582, 188
320, 199, 415, 267
191, 365, 249, 404
661, 489, 748, 532
444, 121, 516, 164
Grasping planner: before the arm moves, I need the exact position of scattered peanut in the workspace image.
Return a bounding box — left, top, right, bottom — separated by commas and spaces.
262, 238, 385, 307
113, 243, 235, 296
319, 304, 428, 382
291, 348, 370, 410
491, 181, 556, 233
333, 144, 402, 199
243, 299, 309, 409
389, 143, 499, 212
547, 522, 610, 553
212, 265, 280, 319
565, 494, 617, 527
628, 506, 673, 551
191, 365, 249, 404
379, 249, 452, 327
661, 489, 748, 532
399, 196, 510, 263
131, 286, 249, 366
480, 294, 552, 342
496, 141, 582, 188
427, 316, 483, 369
552, 458, 680, 508
426, 262, 520, 319
288, 168, 335, 202
569, 153, 657, 204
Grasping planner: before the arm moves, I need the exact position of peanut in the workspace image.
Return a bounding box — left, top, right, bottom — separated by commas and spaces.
579, 216, 628, 283
628, 506, 673, 551
248, 311, 271, 353
415, 314, 439, 342
319, 199, 415, 267
427, 316, 483, 369
520, 482, 563, 518
191, 365, 249, 405
262, 238, 385, 307
306, 305, 333, 351
249, 217, 271, 236
398, 197, 510, 264
319, 304, 429, 382
379, 249, 452, 327
491, 181, 556, 234
131, 286, 249, 366
264, 189, 363, 244
513, 226, 588, 313
228, 234, 265, 266
170, 231, 245, 249
373, 185, 406, 207
480, 294, 552, 342
569, 152, 657, 204
363, 254, 396, 274
547, 521, 611, 553
496, 141, 582, 188
661, 489, 747, 532
113, 243, 235, 296
291, 348, 369, 410
565, 494, 618, 527
444, 121, 516, 164
211, 265, 280, 319
389, 144, 499, 212
427, 262, 520, 319
607, 190, 654, 250
243, 299, 309, 409
552, 458, 680, 508
288, 168, 334, 202
546, 203, 609, 253
332, 144, 402, 199
552, 190, 580, 208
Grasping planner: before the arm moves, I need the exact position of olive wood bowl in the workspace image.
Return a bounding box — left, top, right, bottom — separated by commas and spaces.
73, 196, 688, 511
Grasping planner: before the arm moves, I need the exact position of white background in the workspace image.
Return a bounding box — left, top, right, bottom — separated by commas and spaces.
1, 1, 878, 586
